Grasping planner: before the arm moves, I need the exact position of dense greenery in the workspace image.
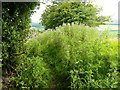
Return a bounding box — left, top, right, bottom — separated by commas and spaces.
40, 1, 111, 30
2, 1, 119, 89
11, 23, 118, 88
11, 56, 51, 88
2, 2, 40, 73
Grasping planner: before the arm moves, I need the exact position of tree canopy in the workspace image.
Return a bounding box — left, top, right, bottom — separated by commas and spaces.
40, 1, 111, 30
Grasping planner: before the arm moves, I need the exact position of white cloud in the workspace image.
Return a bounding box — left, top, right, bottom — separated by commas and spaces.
31, 1, 52, 23
31, 3, 46, 23
94, 0, 120, 20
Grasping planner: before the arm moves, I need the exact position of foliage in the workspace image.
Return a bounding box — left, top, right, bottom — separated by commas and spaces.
2, 2, 40, 72
40, 1, 111, 30
26, 23, 118, 88
3, 2, 117, 88
11, 56, 51, 89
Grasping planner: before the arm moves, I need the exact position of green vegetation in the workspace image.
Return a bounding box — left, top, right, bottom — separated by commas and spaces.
40, 2, 111, 30
2, 2, 40, 73
11, 56, 51, 88
11, 23, 118, 88
2, 1, 119, 89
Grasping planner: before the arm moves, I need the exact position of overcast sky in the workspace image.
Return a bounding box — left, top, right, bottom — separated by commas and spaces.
31, 0, 120, 23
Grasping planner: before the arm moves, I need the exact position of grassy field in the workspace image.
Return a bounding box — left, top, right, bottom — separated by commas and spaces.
99, 25, 119, 37
30, 22, 45, 30
99, 25, 119, 30
30, 23, 119, 31
30, 23, 119, 37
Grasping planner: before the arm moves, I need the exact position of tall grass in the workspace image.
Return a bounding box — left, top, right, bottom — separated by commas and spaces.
12, 23, 119, 88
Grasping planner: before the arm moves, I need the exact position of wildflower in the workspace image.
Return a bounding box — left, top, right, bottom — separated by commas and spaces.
82, 24, 85, 26
67, 23, 70, 26
74, 21, 78, 24
88, 41, 91, 43
85, 26, 89, 28
75, 61, 79, 64
71, 22, 74, 25
59, 25, 61, 28
114, 71, 117, 74
59, 31, 62, 33
78, 41, 81, 43
100, 33, 102, 36
63, 23, 66, 26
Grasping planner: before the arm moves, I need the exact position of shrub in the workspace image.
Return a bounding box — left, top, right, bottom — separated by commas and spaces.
11, 56, 51, 89
26, 23, 118, 88
2, 2, 40, 73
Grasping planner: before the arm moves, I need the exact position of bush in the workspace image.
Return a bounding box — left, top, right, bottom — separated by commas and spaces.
2, 2, 40, 73
11, 56, 51, 89
26, 23, 118, 88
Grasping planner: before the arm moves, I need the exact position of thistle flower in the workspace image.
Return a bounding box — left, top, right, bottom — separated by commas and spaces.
67, 23, 70, 26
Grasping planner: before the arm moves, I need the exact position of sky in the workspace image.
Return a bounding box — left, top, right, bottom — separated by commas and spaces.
31, 1, 52, 23
94, 0, 120, 22
31, 0, 120, 23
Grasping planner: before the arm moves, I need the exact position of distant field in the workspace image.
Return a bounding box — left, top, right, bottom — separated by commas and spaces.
99, 25, 119, 37
30, 27, 45, 30
30, 23, 119, 37
30, 22, 45, 31
108, 25, 118, 30
30, 23, 119, 31
100, 25, 119, 30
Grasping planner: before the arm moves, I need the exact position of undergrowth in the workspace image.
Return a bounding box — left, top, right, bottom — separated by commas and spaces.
11, 23, 119, 88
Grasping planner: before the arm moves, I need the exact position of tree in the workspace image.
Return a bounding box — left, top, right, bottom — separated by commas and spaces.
2, 2, 40, 73
40, 1, 111, 30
